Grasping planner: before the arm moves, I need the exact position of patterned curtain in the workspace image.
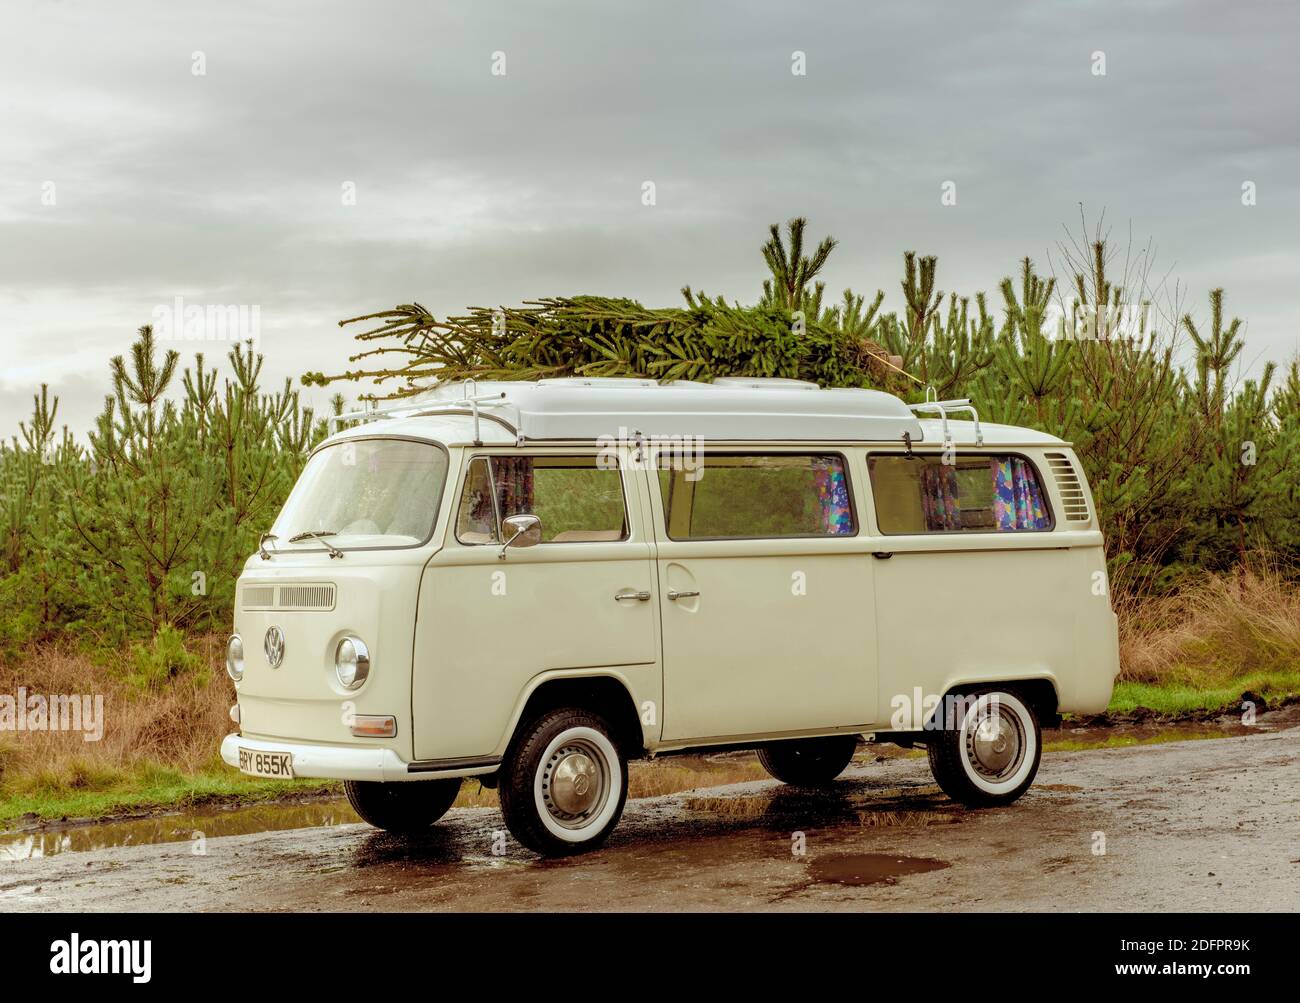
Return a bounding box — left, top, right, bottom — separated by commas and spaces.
991, 457, 1049, 530
920, 463, 962, 531
812, 458, 854, 535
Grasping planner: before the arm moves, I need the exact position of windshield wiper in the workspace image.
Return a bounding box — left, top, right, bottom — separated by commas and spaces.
288, 531, 344, 559
288, 530, 337, 543
258, 532, 278, 561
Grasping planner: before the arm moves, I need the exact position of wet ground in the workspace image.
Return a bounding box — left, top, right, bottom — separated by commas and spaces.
2, 708, 1297, 911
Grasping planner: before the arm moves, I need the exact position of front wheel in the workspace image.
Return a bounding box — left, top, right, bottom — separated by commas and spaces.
758, 735, 859, 786
344, 778, 462, 833
498, 708, 628, 856
927, 689, 1042, 807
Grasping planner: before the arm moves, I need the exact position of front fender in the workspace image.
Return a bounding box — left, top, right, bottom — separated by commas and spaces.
490, 664, 661, 758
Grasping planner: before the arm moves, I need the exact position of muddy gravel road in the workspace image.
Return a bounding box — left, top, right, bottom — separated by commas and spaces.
2, 715, 1298, 912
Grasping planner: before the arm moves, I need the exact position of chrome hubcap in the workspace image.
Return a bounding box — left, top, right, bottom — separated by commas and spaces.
966, 704, 1025, 780
539, 739, 610, 828
550, 751, 599, 815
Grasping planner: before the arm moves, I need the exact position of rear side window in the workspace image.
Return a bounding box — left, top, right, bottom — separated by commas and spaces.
658, 453, 855, 540
456, 455, 627, 544
867, 454, 1052, 534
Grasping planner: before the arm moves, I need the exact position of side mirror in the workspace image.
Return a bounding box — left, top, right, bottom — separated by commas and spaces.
498, 514, 542, 559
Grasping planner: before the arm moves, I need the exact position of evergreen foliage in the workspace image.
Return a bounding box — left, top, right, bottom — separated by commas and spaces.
305, 218, 1300, 593
0, 329, 331, 650
2, 217, 1297, 653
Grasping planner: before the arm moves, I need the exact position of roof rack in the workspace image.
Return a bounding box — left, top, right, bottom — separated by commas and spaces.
330, 381, 512, 445
907, 388, 983, 447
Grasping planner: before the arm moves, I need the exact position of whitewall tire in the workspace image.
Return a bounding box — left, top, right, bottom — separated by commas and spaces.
927, 689, 1042, 807
499, 708, 628, 855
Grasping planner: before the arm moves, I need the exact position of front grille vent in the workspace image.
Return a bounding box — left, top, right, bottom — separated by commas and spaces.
241, 586, 275, 609
242, 584, 336, 611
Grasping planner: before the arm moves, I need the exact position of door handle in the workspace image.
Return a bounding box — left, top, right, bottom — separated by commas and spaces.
872, 552, 894, 560
667, 589, 700, 601
614, 590, 651, 602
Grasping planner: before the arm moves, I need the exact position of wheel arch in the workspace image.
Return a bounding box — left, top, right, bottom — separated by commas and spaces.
499, 671, 647, 760
934, 674, 1061, 729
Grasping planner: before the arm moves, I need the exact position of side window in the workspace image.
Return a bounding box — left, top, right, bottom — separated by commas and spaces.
658, 453, 855, 540
455, 456, 499, 544
867, 454, 1052, 534
456, 455, 628, 545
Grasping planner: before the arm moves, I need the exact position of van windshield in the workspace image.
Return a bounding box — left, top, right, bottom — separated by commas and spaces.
270, 438, 448, 551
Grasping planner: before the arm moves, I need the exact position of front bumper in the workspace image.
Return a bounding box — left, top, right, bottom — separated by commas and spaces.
220, 733, 496, 783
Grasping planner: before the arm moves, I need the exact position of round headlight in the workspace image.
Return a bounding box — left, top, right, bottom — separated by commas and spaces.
226, 635, 245, 682
335, 636, 370, 689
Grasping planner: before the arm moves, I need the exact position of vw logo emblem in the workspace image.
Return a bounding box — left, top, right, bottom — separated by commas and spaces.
264, 626, 286, 668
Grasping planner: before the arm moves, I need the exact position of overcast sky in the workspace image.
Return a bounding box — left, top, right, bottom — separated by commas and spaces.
2, 0, 1297, 436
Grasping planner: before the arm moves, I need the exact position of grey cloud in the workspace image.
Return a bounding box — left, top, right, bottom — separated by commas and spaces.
2, 0, 1297, 435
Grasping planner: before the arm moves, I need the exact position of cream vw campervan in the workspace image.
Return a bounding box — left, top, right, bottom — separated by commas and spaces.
221, 378, 1119, 854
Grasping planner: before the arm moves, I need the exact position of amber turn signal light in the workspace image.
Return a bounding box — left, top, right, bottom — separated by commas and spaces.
350, 715, 397, 738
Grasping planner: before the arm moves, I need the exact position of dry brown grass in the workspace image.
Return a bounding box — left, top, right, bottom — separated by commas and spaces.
0, 635, 234, 796
1117, 564, 1300, 686
854, 810, 952, 828
0, 636, 772, 811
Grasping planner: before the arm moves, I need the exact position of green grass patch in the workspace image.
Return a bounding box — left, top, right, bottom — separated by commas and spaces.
1107, 670, 1300, 717
0, 765, 338, 828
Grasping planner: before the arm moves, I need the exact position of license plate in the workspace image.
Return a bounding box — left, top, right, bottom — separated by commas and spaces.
238, 748, 293, 779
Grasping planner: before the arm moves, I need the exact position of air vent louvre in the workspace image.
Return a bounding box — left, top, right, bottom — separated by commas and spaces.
1044, 452, 1090, 522
241, 586, 275, 608
241, 584, 336, 611
278, 585, 336, 610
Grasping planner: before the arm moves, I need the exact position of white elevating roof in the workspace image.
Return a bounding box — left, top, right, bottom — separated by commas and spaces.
332, 377, 1061, 446
402, 377, 927, 443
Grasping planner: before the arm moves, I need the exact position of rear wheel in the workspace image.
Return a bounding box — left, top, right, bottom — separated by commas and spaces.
344, 778, 462, 833
927, 689, 1041, 807
498, 708, 628, 856
757, 735, 859, 786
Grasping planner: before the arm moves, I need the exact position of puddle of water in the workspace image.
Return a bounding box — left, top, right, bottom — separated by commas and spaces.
1, 752, 774, 861
456, 752, 770, 808
686, 782, 958, 833
808, 852, 950, 887
0, 800, 361, 861
7, 714, 1281, 862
